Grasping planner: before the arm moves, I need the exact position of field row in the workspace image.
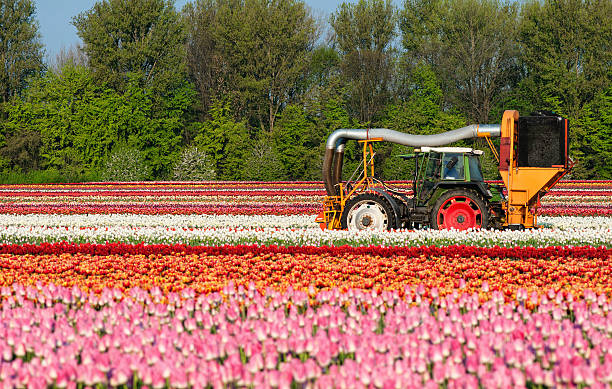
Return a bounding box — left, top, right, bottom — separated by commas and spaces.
0, 243, 609, 298
0, 214, 610, 248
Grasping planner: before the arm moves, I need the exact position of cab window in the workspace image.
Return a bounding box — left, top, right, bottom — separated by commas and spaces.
425, 152, 441, 178
442, 153, 464, 180
468, 155, 484, 182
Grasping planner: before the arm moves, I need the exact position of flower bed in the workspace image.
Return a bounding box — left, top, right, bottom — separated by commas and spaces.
1, 279, 611, 388
0, 180, 610, 387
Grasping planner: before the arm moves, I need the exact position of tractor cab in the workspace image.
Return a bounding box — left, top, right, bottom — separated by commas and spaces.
410, 147, 490, 208
417, 146, 484, 182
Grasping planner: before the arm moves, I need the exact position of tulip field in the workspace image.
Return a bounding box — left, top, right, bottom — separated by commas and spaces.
0, 180, 611, 388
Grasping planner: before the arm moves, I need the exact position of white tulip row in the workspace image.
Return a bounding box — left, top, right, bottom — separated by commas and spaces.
1, 213, 610, 229
0, 213, 314, 228
0, 214, 609, 247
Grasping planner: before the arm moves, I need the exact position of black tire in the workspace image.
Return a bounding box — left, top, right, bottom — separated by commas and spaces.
430, 189, 489, 230
341, 193, 396, 231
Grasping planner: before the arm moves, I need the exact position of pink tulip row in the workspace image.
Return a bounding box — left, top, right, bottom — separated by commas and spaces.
0, 202, 608, 216
0, 203, 322, 216
540, 204, 612, 216
1, 283, 611, 388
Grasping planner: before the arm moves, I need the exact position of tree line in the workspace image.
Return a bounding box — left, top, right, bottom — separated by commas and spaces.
0, 0, 610, 183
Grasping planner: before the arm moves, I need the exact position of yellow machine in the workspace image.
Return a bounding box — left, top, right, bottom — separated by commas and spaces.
317, 110, 571, 231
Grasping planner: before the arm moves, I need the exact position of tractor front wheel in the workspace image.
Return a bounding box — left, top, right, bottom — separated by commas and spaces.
430, 189, 488, 230
341, 193, 396, 231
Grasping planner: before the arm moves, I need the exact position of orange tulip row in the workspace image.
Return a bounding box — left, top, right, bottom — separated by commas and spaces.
1, 244, 609, 306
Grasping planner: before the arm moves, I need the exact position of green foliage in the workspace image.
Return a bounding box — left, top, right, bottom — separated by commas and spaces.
568, 86, 612, 179
131, 79, 195, 178
73, 0, 186, 93
0, 169, 99, 184
195, 99, 249, 179
274, 104, 321, 180
0, 65, 191, 179
172, 146, 216, 181
99, 143, 150, 181
241, 137, 287, 181
2, 65, 120, 173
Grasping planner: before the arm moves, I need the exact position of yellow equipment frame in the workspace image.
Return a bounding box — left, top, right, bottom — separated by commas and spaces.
497, 110, 569, 228
316, 138, 382, 230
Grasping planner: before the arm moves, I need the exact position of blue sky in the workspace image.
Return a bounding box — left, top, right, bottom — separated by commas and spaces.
35, 0, 359, 58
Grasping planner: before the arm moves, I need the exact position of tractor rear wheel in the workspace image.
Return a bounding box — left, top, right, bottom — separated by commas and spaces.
341, 193, 396, 231
430, 189, 488, 230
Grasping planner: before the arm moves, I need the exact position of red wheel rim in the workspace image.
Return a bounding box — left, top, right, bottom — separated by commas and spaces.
437, 196, 482, 230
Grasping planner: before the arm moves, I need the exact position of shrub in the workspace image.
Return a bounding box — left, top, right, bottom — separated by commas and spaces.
100, 144, 150, 182
172, 146, 216, 181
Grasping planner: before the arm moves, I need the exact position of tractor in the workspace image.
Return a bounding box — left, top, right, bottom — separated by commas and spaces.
317, 110, 571, 231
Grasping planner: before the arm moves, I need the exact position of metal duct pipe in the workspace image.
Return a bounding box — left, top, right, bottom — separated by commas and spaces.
331, 142, 346, 194
322, 124, 501, 196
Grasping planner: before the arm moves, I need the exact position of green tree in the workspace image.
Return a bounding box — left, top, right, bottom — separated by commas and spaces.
400, 0, 519, 123
122, 76, 194, 178
567, 86, 612, 179
185, 0, 317, 133
183, 0, 226, 118
519, 0, 611, 119
73, 0, 186, 93
0, 0, 44, 103
1, 65, 120, 174
194, 99, 249, 179
518, 0, 611, 178
330, 0, 396, 124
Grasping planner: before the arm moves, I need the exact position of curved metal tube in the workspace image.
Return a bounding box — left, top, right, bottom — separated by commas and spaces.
323, 124, 501, 196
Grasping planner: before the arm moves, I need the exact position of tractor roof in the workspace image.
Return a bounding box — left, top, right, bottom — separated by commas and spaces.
416, 146, 483, 155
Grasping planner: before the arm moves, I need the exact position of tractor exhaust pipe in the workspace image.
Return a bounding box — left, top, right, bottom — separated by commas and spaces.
323, 125, 501, 196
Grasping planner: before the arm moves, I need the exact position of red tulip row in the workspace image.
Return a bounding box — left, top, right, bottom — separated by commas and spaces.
0, 241, 608, 259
